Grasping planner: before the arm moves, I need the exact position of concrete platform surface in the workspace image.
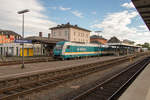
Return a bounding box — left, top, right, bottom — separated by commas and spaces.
119, 63, 150, 100
0, 56, 51, 62
0, 56, 122, 80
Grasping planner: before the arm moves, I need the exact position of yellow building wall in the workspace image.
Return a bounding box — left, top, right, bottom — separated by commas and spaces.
20, 48, 33, 56
29, 49, 33, 56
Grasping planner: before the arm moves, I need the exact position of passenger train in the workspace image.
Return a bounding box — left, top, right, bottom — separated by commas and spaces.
53, 41, 114, 60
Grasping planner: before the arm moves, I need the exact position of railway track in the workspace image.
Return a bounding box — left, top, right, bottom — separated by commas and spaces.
0, 53, 149, 99
71, 56, 150, 100
0, 57, 55, 66
0, 52, 147, 66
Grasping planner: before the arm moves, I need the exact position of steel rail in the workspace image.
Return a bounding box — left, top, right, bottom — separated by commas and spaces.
107, 57, 150, 100
0, 55, 130, 85
0, 56, 128, 89
71, 57, 150, 100
0, 55, 140, 99
0, 52, 149, 99
0, 52, 147, 66
0, 57, 55, 66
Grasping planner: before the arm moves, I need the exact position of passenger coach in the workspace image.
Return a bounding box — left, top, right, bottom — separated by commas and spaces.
53, 41, 113, 60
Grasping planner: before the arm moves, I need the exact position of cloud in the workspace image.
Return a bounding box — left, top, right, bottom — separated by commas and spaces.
91, 11, 138, 29
71, 10, 83, 18
90, 10, 150, 43
0, 0, 57, 37
93, 19, 99, 23
91, 11, 96, 15
138, 25, 149, 31
121, 2, 135, 9
59, 6, 71, 11
50, 6, 71, 11
51, 7, 57, 10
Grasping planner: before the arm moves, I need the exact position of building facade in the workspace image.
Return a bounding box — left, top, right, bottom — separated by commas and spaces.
0, 29, 21, 44
50, 23, 91, 43
90, 35, 107, 44
123, 39, 135, 45
0, 43, 21, 56
0, 30, 22, 57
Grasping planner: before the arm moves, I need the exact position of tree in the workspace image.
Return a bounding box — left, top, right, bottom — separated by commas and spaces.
136, 44, 142, 46
142, 42, 150, 50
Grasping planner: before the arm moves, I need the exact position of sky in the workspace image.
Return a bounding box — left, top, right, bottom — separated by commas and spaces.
0, 0, 150, 44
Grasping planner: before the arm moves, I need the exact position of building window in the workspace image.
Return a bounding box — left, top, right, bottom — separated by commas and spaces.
65, 31, 68, 36
86, 34, 88, 38
59, 32, 61, 36
16, 47, 18, 56
74, 32, 76, 36
53, 32, 56, 36
6, 35, 10, 38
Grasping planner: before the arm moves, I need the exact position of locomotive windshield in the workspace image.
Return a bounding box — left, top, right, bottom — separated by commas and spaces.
55, 45, 63, 50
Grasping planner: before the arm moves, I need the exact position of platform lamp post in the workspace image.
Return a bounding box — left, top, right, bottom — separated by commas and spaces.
17, 9, 30, 69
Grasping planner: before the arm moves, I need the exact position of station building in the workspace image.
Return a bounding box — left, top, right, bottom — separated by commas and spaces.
107, 36, 141, 56
0, 29, 21, 43
0, 29, 21, 56
90, 35, 107, 44
19, 44, 42, 57
50, 22, 91, 43
25, 32, 65, 56
0, 29, 42, 57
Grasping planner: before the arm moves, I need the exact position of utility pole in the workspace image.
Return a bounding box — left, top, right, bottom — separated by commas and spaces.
17, 9, 30, 69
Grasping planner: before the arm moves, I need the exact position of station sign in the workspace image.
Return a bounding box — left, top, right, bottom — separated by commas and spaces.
14, 40, 32, 43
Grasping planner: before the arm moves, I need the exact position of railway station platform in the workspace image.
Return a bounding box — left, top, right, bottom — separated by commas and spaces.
119, 63, 150, 100
0, 56, 122, 80
0, 56, 51, 62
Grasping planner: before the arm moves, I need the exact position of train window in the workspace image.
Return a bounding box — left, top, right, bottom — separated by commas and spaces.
67, 45, 70, 49
55, 45, 63, 50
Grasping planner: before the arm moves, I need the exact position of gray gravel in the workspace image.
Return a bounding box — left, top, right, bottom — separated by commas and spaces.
18, 56, 147, 100
0, 56, 122, 79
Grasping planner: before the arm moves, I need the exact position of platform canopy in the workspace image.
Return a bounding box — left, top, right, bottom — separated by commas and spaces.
25, 36, 65, 44
132, 0, 150, 30
107, 43, 141, 48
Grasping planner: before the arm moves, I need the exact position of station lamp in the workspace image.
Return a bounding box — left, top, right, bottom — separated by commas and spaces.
17, 9, 30, 69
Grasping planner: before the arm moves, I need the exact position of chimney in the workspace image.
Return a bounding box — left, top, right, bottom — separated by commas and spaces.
67, 22, 70, 25
75, 24, 78, 27
39, 32, 42, 37
48, 33, 50, 39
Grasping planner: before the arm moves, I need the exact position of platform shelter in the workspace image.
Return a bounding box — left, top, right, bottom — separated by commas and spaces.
107, 43, 141, 56
25, 36, 65, 56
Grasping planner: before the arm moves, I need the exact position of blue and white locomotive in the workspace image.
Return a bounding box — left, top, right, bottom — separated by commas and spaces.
53, 41, 114, 60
